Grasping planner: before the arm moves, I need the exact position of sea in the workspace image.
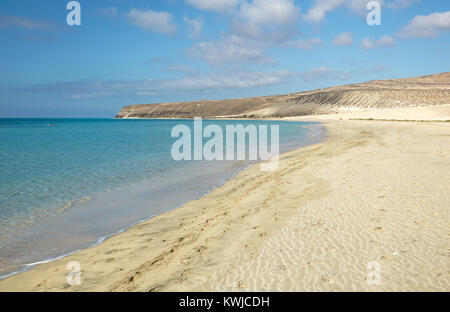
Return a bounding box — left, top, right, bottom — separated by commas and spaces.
0, 118, 326, 278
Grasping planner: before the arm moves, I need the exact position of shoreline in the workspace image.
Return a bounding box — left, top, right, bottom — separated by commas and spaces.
0, 213, 158, 281
0, 119, 325, 282
0, 107, 449, 291
0, 165, 250, 281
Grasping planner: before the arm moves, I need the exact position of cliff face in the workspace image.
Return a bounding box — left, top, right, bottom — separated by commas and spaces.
115, 94, 298, 119
115, 72, 450, 119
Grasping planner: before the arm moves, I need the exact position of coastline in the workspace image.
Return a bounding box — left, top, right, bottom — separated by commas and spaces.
0, 119, 324, 282
0, 107, 449, 291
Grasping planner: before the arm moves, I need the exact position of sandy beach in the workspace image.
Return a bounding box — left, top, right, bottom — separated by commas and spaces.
2, 0, 450, 297
1, 105, 449, 292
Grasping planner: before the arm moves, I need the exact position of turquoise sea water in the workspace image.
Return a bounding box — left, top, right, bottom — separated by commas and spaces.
0, 118, 326, 277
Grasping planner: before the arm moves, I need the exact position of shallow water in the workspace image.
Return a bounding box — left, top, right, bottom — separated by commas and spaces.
0, 118, 326, 277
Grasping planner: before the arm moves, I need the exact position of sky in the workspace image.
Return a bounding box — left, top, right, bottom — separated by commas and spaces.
0, 0, 449, 118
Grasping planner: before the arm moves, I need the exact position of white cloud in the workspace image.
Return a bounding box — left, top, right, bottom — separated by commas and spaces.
158, 70, 293, 89
303, 0, 343, 23
397, 11, 450, 38
230, 17, 299, 45
345, 0, 376, 15
22, 66, 353, 100
304, 0, 385, 23
65, 92, 114, 100
387, 0, 420, 9
361, 35, 396, 50
125, 8, 177, 35
302, 0, 416, 24
184, 1, 303, 67
361, 37, 375, 50
136, 91, 156, 96
228, 0, 301, 45
187, 35, 277, 65
377, 35, 396, 47
287, 38, 324, 50
184, 16, 203, 39
239, 0, 300, 26
185, 0, 242, 12
332, 32, 353, 46
22, 70, 296, 99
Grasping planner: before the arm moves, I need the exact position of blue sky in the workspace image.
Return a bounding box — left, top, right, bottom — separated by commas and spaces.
0, 0, 449, 117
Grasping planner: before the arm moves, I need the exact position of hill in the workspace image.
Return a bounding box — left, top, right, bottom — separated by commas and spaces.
115, 72, 450, 119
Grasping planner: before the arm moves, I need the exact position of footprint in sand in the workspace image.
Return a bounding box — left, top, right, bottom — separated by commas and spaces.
320, 275, 336, 284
